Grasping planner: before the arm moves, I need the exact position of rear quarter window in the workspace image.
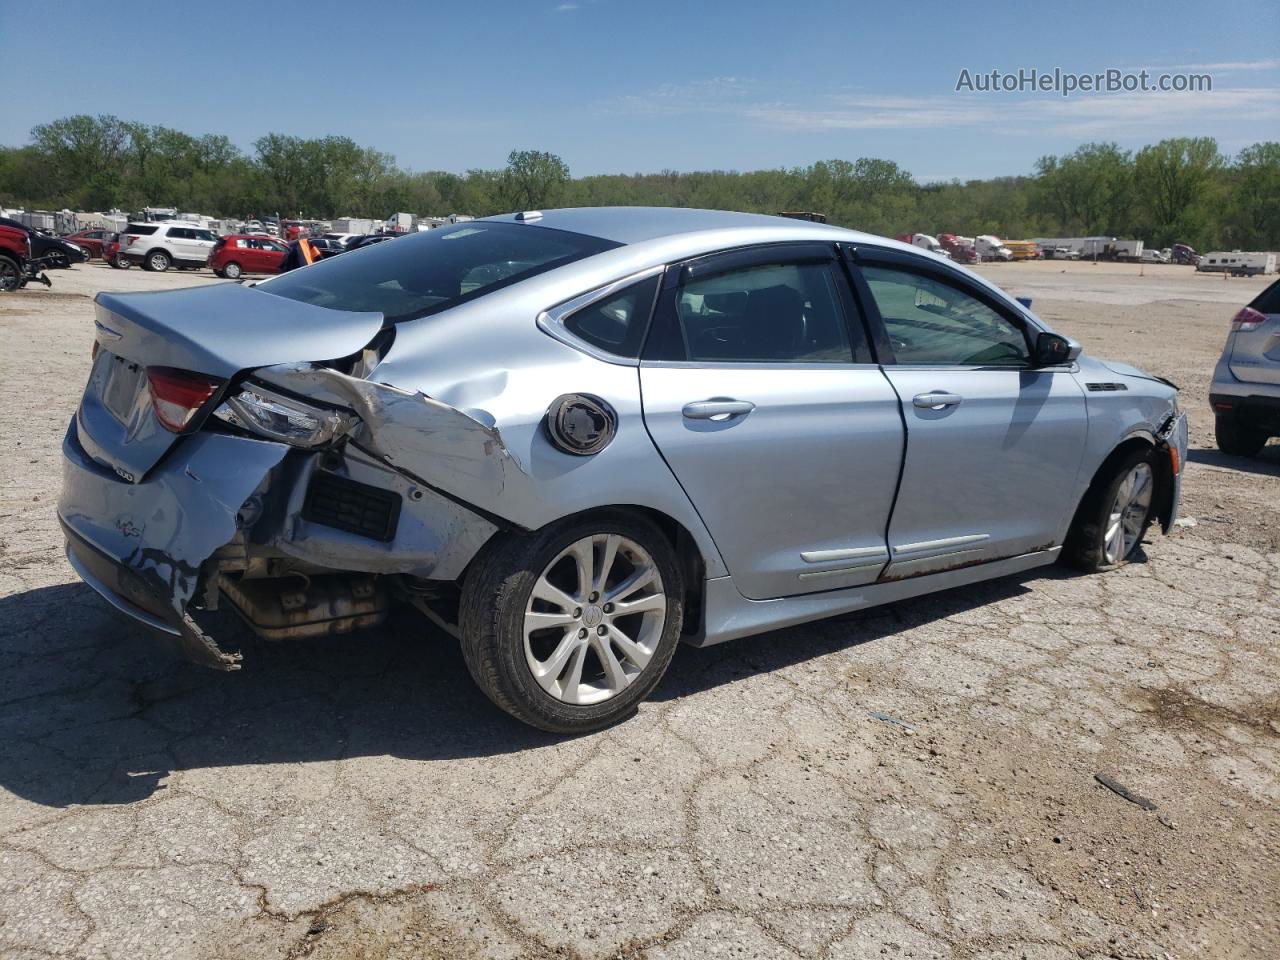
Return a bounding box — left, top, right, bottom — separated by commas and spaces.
125, 224, 159, 236
1250, 278, 1280, 314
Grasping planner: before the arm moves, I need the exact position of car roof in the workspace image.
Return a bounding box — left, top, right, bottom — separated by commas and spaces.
479, 206, 870, 246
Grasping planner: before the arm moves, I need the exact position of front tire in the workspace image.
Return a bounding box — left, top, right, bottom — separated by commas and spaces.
1215, 413, 1267, 458
1064, 447, 1157, 573
459, 513, 684, 733
144, 250, 171, 272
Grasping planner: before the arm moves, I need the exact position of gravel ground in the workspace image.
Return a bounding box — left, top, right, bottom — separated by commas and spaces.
1, 260, 1277, 960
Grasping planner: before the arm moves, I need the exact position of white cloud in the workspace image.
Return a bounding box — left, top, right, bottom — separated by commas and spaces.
555, 2, 580, 11
741, 87, 1280, 137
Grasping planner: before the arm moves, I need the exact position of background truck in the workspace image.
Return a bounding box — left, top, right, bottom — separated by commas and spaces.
895, 233, 950, 258
938, 234, 979, 263
976, 235, 1013, 261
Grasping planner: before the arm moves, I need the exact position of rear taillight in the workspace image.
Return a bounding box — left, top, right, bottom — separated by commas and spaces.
1231, 306, 1266, 331
125, 236, 138, 247
146, 367, 223, 433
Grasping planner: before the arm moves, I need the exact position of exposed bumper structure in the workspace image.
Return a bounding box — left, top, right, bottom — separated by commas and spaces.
59, 414, 500, 670
59, 421, 289, 668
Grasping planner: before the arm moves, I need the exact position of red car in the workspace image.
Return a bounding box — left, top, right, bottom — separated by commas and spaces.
0, 221, 31, 290
102, 233, 131, 270
209, 234, 288, 279
64, 228, 110, 260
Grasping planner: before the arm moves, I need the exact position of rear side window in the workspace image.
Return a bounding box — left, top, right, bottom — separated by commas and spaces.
259, 222, 620, 322
125, 224, 158, 236
1251, 278, 1280, 314
674, 262, 854, 363
562, 276, 660, 358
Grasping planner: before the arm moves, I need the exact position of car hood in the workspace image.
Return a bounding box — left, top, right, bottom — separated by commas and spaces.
1096, 357, 1178, 390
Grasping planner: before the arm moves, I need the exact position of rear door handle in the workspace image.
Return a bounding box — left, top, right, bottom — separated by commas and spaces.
682, 399, 756, 420
913, 392, 963, 410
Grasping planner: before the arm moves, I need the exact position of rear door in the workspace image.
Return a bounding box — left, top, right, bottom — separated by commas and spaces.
849, 247, 1086, 578
1229, 280, 1280, 385
639, 243, 904, 600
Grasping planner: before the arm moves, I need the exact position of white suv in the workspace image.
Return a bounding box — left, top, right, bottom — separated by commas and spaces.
119, 222, 219, 272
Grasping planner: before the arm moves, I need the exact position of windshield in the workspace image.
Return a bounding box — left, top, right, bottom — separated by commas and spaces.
258, 221, 620, 322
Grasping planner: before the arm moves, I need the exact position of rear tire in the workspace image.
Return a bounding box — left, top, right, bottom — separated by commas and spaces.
144, 250, 171, 272
1215, 413, 1267, 458
459, 512, 684, 733
223, 261, 242, 280
1064, 446, 1157, 573
110, 254, 130, 269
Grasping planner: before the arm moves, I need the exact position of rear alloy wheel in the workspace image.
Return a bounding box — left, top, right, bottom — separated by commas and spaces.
145, 250, 171, 272
1064, 447, 1157, 572
1215, 413, 1267, 458
223, 261, 242, 280
111, 254, 130, 269
0, 256, 21, 291
460, 514, 684, 733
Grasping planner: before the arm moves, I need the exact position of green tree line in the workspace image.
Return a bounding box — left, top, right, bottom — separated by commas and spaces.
2, 115, 1277, 251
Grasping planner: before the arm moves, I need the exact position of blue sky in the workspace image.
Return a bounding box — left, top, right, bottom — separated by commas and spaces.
3, 1, 1276, 181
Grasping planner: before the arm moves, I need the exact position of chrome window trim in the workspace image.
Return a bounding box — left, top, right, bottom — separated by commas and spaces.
536, 265, 666, 366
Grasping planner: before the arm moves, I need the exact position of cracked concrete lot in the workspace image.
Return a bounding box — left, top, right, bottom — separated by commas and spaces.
1, 261, 1278, 959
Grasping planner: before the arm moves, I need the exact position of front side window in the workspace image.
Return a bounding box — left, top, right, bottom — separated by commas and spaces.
675, 262, 853, 363
562, 275, 660, 358
259, 221, 620, 322
861, 265, 1029, 366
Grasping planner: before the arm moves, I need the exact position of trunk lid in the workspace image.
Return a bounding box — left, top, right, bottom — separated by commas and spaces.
79, 282, 384, 482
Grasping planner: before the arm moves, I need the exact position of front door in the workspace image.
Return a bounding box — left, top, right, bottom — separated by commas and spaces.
640, 245, 904, 600
853, 257, 1087, 578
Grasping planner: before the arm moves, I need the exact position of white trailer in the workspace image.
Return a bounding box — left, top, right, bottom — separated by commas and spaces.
331, 217, 378, 234
1196, 251, 1277, 276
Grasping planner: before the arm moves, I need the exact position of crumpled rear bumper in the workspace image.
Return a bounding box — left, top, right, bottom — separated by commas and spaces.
58, 419, 288, 669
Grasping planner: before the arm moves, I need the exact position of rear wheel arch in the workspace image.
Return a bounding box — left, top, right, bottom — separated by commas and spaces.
462, 504, 710, 635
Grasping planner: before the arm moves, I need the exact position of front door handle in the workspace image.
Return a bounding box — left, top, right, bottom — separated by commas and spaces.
682, 399, 756, 421
913, 392, 964, 410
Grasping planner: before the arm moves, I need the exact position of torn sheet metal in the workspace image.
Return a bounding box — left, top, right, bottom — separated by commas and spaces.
59, 420, 288, 668
264, 443, 498, 581
255, 364, 518, 507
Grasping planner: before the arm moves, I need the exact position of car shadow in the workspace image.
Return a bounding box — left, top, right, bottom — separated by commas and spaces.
0, 568, 1061, 808
1188, 445, 1280, 477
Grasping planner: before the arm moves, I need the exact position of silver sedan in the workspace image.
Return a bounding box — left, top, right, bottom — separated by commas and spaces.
60, 208, 1188, 731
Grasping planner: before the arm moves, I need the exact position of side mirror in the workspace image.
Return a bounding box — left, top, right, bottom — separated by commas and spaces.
1032, 332, 1081, 366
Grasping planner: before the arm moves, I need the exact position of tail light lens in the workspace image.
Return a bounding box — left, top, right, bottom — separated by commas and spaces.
146, 367, 223, 433
126, 236, 138, 247
1231, 307, 1266, 331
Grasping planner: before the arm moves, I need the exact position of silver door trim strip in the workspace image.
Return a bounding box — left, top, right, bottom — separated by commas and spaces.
798, 565, 880, 580
800, 546, 889, 564
893, 533, 990, 557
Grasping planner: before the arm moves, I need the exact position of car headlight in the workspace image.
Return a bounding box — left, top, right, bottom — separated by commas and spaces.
214, 384, 355, 447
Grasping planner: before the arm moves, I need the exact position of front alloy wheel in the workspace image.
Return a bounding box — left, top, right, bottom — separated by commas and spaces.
1102, 462, 1153, 566
460, 513, 684, 733
1064, 447, 1157, 572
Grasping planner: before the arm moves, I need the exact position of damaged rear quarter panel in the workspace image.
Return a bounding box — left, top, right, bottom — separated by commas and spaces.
253, 280, 730, 579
